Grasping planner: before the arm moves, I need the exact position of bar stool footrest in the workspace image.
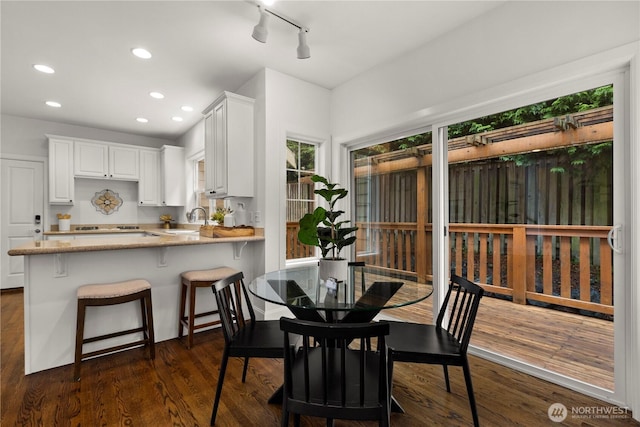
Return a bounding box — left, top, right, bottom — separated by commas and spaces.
83, 326, 147, 344
81, 339, 150, 359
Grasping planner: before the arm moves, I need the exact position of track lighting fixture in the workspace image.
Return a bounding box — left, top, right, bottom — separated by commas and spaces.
250, 4, 310, 59
296, 29, 310, 59
252, 6, 269, 43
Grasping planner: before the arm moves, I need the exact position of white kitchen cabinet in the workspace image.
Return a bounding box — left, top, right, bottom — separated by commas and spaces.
138, 146, 185, 207
74, 140, 139, 180
138, 148, 161, 206
48, 138, 75, 204
203, 91, 254, 198
161, 145, 185, 206
109, 145, 139, 180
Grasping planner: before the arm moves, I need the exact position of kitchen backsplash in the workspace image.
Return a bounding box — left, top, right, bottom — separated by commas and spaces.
48, 179, 179, 228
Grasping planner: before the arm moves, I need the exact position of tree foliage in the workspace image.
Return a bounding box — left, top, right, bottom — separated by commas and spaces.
448, 85, 613, 138
353, 85, 613, 161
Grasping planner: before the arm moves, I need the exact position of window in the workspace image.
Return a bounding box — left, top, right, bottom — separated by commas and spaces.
286, 139, 317, 260
195, 159, 209, 217
350, 131, 433, 277
191, 156, 223, 223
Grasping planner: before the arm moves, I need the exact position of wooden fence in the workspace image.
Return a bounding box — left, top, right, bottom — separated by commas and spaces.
286, 221, 613, 316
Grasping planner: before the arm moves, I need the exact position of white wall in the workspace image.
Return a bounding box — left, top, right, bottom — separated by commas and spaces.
1, 114, 174, 157
1, 114, 179, 228
261, 69, 331, 272
49, 179, 179, 227
331, 1, 640, 140
179, 117, 205, 163
175, 119, 205, 224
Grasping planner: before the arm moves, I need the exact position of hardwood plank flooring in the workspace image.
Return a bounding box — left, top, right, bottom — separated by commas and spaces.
2, 289, 636, 426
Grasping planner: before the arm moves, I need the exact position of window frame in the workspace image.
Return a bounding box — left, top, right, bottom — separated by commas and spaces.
284, 132, 328, 268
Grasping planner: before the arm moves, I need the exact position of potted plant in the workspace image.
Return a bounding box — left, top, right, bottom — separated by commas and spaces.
298, 174, 358, 281
210, 207, 232, 225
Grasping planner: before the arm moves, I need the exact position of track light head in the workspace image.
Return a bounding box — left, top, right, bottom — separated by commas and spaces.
296, 28, 310, 59
252, 6, 269, 43
250, 4, 310, 59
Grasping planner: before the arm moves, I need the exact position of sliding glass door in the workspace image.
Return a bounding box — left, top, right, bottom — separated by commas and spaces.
440, 76, 627, 401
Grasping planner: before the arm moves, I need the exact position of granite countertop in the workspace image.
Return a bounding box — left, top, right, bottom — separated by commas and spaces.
9, 228, 264, 256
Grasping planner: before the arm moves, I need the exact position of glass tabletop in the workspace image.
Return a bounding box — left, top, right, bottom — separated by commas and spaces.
249, 265, 433, 316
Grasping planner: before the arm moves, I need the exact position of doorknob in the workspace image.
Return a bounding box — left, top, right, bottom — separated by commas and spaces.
607, 224, 623, 254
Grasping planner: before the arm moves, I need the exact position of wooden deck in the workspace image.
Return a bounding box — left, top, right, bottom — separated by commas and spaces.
385, 285, 614, 391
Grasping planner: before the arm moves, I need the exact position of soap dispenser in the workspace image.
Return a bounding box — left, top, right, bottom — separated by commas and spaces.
235, 202, 248, 226
223, 211, 235, 228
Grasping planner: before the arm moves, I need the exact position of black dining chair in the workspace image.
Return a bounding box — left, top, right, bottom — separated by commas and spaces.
209, 271, 286, 426
279, 318, 391, 427
385, 274, 484, 427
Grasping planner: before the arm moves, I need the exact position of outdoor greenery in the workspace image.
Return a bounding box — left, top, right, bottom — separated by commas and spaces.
353, 84, 613, 163
448, 85, 613, 138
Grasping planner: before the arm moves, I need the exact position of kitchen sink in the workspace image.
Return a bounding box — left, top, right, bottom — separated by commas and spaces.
163, 229, 198, 235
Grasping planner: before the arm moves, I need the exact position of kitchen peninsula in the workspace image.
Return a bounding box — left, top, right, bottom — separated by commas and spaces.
8, 230, 264, 374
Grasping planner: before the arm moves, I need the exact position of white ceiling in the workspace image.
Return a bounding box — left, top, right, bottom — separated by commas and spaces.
1, 1, 503, 141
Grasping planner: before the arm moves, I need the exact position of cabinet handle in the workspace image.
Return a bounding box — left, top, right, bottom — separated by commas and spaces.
209, 190, 216, 194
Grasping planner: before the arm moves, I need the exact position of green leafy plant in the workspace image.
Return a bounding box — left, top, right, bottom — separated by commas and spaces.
298, 175, 358, 259
211, 207, 232, 224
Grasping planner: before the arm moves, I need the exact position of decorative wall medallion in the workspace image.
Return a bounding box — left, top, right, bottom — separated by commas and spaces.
91, 189, 122, 215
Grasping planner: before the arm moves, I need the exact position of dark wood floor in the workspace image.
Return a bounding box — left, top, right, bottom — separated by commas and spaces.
1, 289, 637, 426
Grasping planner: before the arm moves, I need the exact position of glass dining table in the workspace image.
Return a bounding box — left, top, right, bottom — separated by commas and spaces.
248, 264, 433, 323
249, 264, 433, 412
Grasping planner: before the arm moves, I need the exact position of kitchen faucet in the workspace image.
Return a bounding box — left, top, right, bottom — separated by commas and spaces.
186, 207, 209, 226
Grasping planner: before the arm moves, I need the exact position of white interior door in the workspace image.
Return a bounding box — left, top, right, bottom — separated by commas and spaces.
1, 158, 45, 289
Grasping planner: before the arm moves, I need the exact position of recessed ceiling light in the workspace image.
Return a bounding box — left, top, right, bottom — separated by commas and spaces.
149, 91, 164, 99
172, 116, 183, 122
45, 101, 61, 108
131, 48, 152, 59
33, 64, 55, 74
181, 105, 194, 112
136, 117, 149, 123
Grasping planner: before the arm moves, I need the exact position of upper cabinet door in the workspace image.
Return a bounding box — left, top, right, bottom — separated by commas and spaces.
48, 138, 75, 204
109, 145, 139, 180
212, 100, 228, 196
138, 148, 161, 206
74, 141, 139, 180
203, 91, 254, 198
204, 111, 216, 196
161, 145, 185, 206
74, 141, 108, 178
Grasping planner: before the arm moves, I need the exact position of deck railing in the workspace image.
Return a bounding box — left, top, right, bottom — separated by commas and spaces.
286, 221, 614, 316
